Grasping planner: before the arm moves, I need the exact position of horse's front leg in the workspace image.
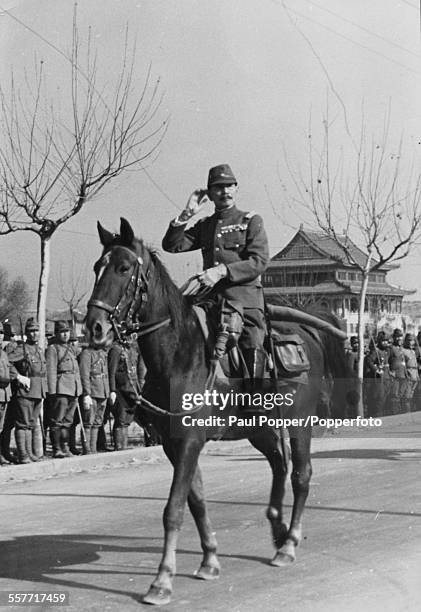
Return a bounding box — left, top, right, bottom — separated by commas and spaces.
272, 424, 312, 566
142, 438, 204, 606
188, 465, 220, 580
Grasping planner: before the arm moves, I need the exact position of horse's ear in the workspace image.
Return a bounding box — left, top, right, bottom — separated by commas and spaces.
120, 217, 135, 246
97, 222, 114, 247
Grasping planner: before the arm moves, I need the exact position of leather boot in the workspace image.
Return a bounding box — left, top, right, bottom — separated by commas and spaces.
25, 429, 39, 462
0, 429, 17, 464
82, 426, 92, 455
122, 426, 129, 450
90, 427, 99, 453
15, 429, 31, 464
61, 428, 74, 457
32, 421, 44, 459
51, 428, 65, 459
113, 427, 124, 451
69, 424, 81, 455
242, 348, 267, 395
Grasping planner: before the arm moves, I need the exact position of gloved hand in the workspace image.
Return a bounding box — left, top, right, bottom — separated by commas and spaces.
83, 395, 93, 409
176, 189, 209, 223
109, 391, 117, 406
16, 374, 30, 390
198, 264, 227, 288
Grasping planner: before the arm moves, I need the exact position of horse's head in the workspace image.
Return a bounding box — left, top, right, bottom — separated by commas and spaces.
86, 217, 150, 348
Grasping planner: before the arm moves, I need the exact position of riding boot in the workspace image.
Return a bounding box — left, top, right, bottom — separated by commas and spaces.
90, 427, 99, 454
242, 348, 267, 395
82, 426, 92, 454
122, 426, 129, 450
113, 427, 124, 451
0, 429, 17, 464
69, 424, 81, 455
32, 420, 44, 460
15, 429, 31, 464
97, 425, 112, 451
61, 428, 74, 457
51, 428, 65, 459
25, 429, 39, 462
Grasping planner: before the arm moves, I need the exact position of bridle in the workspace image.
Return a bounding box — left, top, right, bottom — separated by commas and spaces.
88, 245, 170, 344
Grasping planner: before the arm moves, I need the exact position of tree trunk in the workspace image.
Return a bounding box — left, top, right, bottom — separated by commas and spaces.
36, 235, 51, 351
356, 252, 373, 417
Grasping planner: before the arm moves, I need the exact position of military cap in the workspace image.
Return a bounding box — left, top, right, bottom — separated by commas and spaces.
376, 331, 388, 343
54, 320, 70, 334
25, 318, 39, 332
392, 328, 403, 338
350, 336, 359, 345
207, 164, 237, 188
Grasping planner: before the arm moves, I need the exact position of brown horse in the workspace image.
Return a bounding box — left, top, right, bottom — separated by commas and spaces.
85, 218, 351, 606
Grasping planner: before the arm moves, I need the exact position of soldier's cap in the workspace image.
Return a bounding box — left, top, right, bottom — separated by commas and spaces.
350, 336, 359, 345
54, 320, 70, 334
376, 331, 388, 343
25, 318, 39, 332
207, 164, 237, 188
392, 328, 403, 338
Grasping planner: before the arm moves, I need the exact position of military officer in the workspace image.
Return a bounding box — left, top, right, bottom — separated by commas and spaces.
46, 320, 82, 458
0, 323, 11, 464
388, 328, 406, 415
108, 336, 146, 450
365, 331, 391, 417
162, 163, 269, 382
402, 333, 419, 413
79, 343, 110, 454
8, 318, 47, 463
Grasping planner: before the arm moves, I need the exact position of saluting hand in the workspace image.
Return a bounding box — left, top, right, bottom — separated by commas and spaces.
178, 189, 209, 222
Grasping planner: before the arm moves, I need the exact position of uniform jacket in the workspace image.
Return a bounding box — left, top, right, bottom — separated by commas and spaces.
46, 341, 82, 397
162, 205, 269, 311
388, 345, 407, 379
79, 347, 110, 399
8, 342, 47, 399
0, 348, 11, 402
403, 348, 419, 382
108, 342, 144, 396
365, 347, 390, 379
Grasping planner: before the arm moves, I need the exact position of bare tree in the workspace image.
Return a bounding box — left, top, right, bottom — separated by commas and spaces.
0, 268, 32, 323
0, 12, 167, 346
282, 109, 421, 415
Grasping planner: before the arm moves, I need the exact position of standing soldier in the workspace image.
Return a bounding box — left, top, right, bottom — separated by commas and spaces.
365, 331, 391, 417
0, 323, 11, 464
162, 163, 269, 385
79, 343, 110, 454
108, 336, 146, 450
46, 320, 82, 458
402, 333, 419, 413
8, 318, 47, 464
388, 328, 406, 415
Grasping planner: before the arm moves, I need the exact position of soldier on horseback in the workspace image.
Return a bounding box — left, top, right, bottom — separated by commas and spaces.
162, 163, 269, 384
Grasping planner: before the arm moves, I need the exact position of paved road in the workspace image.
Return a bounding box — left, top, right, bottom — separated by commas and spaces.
1, 432, 421, 612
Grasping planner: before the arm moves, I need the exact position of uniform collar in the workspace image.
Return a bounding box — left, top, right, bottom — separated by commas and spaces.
214, 204, 237, 219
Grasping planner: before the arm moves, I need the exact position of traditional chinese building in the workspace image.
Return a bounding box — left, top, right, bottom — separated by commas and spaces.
263, 226, 415, 336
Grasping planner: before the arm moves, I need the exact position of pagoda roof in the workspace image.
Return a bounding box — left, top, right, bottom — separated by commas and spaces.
264, 279, 413, 297
272, 227, 398, 270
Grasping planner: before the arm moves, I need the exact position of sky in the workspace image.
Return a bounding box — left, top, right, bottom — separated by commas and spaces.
0, 0, 420, 309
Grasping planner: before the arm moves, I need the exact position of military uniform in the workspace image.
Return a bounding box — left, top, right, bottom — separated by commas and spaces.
0, 335, 11, 464
108, 340, 146, 450
388, 339, 406, 415
8, 332, 47, 463
79, 346, 110, 453
402, 338, 419, 412
46, 325, 82, 458
365, 342, 391, 417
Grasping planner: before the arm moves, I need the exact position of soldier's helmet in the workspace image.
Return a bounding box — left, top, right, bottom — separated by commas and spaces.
25, 318, 39, 333
54, 320, 70, 335
207, 164, 237, 188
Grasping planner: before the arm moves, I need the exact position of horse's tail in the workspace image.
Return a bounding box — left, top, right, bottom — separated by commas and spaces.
305, 308, 358, 417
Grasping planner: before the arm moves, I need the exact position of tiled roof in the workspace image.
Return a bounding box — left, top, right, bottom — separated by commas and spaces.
264, 280, 411, 297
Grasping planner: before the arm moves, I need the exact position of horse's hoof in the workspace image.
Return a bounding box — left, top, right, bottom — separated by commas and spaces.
270, 551, 295, 567
141, 585, 172, 606
194, 564, 220, 580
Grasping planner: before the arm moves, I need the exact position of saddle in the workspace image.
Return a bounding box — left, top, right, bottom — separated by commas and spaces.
193, 306, 310, 385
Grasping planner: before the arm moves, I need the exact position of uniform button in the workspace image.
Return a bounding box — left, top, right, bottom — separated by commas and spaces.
235, 244, 239, 247
218, 220, 222, 224
215, 247, 220, 251
217, 233, 222, 238
215, 261, 219, 265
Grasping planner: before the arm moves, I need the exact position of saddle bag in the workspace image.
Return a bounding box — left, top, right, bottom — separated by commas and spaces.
270, 331, 310, 377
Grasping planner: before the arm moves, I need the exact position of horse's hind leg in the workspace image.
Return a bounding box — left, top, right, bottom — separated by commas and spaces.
271, 424, 312, 566
188, 465, 220, 581
248, 430, 289, 562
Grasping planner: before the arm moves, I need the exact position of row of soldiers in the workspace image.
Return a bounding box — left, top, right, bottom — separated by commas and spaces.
347, 328, 421, 417
0, 318, 151, 465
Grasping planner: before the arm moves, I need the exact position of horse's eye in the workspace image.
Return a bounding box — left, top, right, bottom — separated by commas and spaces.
118, 264, 131, 275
